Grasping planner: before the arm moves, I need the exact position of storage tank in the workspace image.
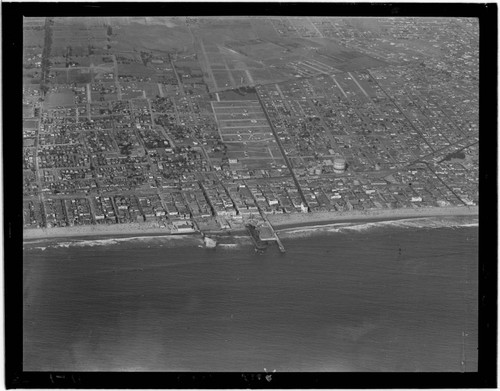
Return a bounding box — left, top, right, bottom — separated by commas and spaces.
333, 158, 347, 173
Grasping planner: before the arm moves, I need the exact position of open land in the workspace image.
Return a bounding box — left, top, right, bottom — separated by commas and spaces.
23, 17, 478, 247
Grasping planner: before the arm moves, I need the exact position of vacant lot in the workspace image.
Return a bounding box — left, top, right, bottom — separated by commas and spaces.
68, 68, 92, 84
219, 119, 269, 129
217, 86, 259, 101
23, 119, 39, 129
118, 63, 156, 78
211, 100, 285, 170
44, 90, 75, 108
23, 104, 35, 118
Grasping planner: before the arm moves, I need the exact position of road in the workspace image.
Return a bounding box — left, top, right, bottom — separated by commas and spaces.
112, 55, 123, 100
255, 91, 309, 209
347, 72, 370, 98
403, 137, 478, 169
197, 37, 219, 91
422, 162, 468, 206
367, 70, 436, 153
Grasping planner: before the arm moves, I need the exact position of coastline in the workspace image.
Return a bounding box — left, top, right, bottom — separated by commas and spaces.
23, 223, 193, 242
269, 205, 478, 231
23, 206, 478, 242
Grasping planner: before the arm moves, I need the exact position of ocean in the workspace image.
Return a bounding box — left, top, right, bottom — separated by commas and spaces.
23, 217, 478, 372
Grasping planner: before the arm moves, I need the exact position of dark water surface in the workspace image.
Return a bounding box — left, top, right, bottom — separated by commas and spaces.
23, 226, 478, 372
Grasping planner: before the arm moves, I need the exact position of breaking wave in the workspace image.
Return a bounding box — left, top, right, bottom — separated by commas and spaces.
278, 216, 478, 238
23, 216, 477, 251
217, 243, 240, 249
25, 234, 204, 251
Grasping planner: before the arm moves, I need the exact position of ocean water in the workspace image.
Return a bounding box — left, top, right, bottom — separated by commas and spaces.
23, 219, 478, 372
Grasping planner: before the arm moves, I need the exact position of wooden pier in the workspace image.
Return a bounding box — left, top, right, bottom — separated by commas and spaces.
275, 233, 286, 253
260, 216, 286, 253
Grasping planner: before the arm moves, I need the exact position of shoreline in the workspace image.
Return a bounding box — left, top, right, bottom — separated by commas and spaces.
23, 223, 199, 242
269, 205, 478, 231
23, 206, 478, 242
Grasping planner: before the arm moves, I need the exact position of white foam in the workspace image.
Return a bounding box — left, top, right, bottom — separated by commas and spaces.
278, 222, 351, 233
47, 234, 203, 249
228, 235, 250, 240
218, 243, 239, 249
458, 223, 479, 227
279, 216, 478, 237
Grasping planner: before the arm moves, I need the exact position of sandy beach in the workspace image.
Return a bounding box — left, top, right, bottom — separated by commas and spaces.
23, 223, 181, 241
23, 206, 478, 241
268, 205, 479, 230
